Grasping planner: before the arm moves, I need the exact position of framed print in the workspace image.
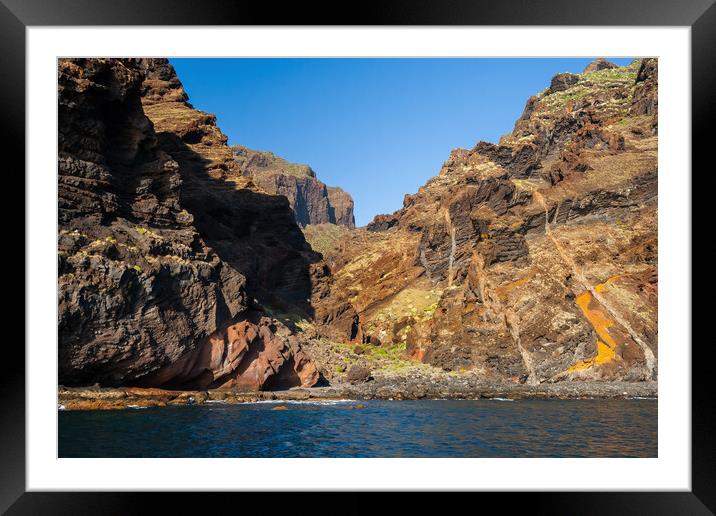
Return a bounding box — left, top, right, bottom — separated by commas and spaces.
5, 0, 715, 513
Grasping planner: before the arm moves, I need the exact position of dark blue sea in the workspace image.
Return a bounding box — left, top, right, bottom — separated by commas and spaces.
58, 399, 657, 458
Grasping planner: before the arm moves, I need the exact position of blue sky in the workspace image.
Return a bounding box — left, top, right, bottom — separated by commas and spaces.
170, 58, 633, 226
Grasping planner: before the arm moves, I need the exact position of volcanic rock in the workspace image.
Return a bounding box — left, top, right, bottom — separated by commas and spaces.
583, 58, 618, 73
141, 311, 319, 390
233, 144, 355, 228
58, 57, 660, 395
58, 58, 322, 389
346, 365, 373, 383
548, 73, 580, 93
314, 59, 658, 384
630, 58, 658, 117
137, 59, 329, 314
327, 186, 356, 228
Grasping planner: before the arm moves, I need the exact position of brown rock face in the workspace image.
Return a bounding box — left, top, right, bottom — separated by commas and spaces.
137, 60, 327, 314
583, 58, 618, 74
327, 187, 356, 228
549, 73, 580, 93
58, 58, 321, 389
315, 59, 658, 384
233, 145, 355, 228
630, 58, 658, 116
139, 311, 319, 391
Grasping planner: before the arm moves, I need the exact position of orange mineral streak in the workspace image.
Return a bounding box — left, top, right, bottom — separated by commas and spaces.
568, 288, 618, 372
594, 274, 622, 294
410, 347, 426, 362
494, 275, 531, 298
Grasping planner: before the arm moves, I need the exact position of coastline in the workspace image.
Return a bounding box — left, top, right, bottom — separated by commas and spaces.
58, 381, 657, 411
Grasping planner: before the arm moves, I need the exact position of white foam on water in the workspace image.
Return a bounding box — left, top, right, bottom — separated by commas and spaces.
246, 399, 357, 406
57, 404, 66, 410
127, 405, 148, 409
487, 398, 515, 402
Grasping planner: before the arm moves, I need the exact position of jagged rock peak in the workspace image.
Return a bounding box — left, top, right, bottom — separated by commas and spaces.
327, 186, 356, 229
548, 73, 580, 94
583, 58, 618, 74
132, 58, 191, 106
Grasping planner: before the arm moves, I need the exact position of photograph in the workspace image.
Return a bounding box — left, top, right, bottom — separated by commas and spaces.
57, 56, 659, 458
6, 0, 712, 509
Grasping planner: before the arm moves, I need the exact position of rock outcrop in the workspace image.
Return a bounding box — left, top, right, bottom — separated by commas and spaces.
138, 310, 319, 391
315, 59, 658, 385
233, 145, 355, 228
583, 58, 618, 74
327, 187, 355, 228
58, 58, 322, 389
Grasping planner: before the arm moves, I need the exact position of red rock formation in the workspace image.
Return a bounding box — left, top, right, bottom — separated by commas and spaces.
140, 311, 318, 390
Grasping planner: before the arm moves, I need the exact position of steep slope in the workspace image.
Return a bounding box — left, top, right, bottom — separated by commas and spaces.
58, 58, 320, 390
137, 61, 331, 314
315, 59, 658, 384
233, 144, 356, 228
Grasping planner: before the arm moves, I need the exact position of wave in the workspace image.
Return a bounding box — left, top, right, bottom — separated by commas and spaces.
246, 399, 357, 406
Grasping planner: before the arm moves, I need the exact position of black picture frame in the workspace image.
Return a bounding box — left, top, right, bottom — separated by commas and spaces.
4, 0, 714, 513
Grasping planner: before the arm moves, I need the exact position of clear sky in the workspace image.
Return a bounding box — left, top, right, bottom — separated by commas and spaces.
170, 58, 633, 226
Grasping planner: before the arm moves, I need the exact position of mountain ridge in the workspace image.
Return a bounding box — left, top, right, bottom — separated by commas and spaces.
313, 58, 658, 385
233, 144, 356, 228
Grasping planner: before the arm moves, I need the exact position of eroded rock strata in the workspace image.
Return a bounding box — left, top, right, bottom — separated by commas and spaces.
315, 59, 658, 385
58, 58, 321, 390
233, 144, 355, 228
59, 57, 659, 398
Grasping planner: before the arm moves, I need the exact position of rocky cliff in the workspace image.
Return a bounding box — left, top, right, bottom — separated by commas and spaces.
58, 58, 321, 390
327, 186, 355, 228
233, 145, 355, 228
316, 59, 658, 384
58, 57, 658, 395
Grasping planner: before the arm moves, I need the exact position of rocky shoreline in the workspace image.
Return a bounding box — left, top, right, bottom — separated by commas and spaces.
58, 381, 657, 410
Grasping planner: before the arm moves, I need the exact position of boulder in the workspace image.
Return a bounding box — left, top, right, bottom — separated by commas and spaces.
346, 365, 373, 384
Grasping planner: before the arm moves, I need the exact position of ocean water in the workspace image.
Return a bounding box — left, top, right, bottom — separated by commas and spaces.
58, 399, 657, 458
